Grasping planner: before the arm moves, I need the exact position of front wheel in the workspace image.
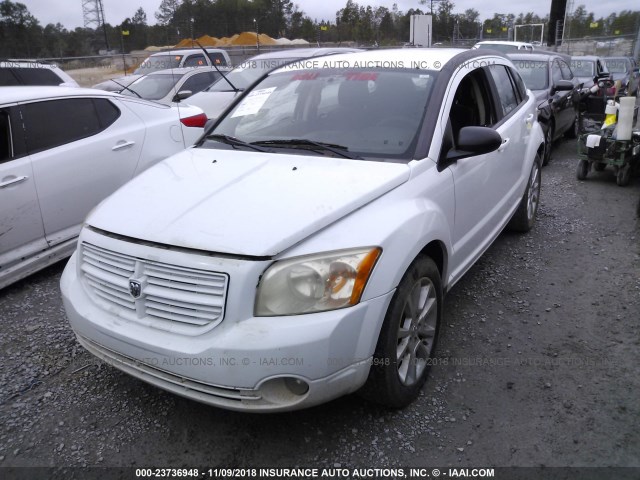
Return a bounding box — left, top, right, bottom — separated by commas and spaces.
576, 159, 589, 180
360, 256, 442, 409
508, 154, 541, 232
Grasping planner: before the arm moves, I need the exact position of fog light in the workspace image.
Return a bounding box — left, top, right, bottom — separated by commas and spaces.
284, 377, 309, 396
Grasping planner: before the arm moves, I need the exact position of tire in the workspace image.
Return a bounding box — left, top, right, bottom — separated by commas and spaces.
360, 256, 442, 409
593, 162, 606, 172
542, 123, 554, 166
565, 113, 578, 139
576, 159, 589, 180
616, 164, 631, 186
508, 153, 541, 233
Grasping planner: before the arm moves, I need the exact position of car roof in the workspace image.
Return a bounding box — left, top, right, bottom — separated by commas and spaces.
571, 55, 602, 61
475, 41, 533, 46
143, 66, 232, 76
507, 53, 557, 62
250, 47, 362, 60
0, 86, 119, 103
148, 48, 227, 56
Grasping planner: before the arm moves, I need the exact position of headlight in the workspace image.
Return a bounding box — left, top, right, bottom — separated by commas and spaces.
255, 247, 382, 316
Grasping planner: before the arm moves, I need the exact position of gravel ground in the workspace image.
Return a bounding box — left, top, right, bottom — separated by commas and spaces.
1, 137, 639, 477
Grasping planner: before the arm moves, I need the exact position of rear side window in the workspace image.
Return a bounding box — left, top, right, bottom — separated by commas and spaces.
0, 110, 12, 162
183, 55, 206, 67
488, 65, 519, 117
22, 98, 118, 154
0, 68, 20, 86
207, 52, 228, 66
14, 67, 63, 86
93, 99, 121, 129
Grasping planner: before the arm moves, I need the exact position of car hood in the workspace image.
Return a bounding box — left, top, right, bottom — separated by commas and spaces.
86, 148, 410, 257
610, 73, 628, 82
183, 90, 239, 119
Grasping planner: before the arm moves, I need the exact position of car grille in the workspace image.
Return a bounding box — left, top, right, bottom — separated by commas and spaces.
80, 242, 228, 333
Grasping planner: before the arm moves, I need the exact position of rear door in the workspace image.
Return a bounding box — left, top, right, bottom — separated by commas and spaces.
0, 106, 47, 271
22, 96, 145, 246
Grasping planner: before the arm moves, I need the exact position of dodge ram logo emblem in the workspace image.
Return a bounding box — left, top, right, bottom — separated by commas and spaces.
129, 280, 142, 299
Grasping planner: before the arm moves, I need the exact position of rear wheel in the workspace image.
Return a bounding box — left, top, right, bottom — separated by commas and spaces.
616, 164, 631, 186
577, 160, 589, 180
360, 256, 442, 409
508, 153, 541, 232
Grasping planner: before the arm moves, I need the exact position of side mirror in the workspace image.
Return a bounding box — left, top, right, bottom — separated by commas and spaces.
553, 79, 574, 93
447, 126, 502, 162
173, 90, 193, 102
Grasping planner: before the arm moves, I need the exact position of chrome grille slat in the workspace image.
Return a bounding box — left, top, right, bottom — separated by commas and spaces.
145, 307, 212, 326
146, 296, 222, 314
80, 242, 228, 332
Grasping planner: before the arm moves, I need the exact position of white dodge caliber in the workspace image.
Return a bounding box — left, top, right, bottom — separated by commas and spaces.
61, 49, 545, 412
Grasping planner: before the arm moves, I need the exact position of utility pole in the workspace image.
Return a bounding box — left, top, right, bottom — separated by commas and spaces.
82, 0, 110, 51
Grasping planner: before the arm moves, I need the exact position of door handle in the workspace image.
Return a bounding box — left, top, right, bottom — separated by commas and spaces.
0, 175, 28, 188
498, 138, 510, 152
112, 141, 136, 151
525, 114, 534, 125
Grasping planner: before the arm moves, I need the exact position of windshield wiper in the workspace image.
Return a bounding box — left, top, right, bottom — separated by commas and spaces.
251, 139, 361, 159
206, 134, 271, 152
194, 40, 241, 93
109, 79, 142, 98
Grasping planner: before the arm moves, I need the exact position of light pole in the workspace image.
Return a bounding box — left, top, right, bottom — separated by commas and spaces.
254, 18, 260, 52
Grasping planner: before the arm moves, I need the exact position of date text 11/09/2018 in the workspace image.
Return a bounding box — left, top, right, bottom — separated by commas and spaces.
135, 468, 496, 478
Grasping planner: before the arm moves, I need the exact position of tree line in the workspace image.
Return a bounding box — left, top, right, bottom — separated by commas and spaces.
0, 0, 638, 59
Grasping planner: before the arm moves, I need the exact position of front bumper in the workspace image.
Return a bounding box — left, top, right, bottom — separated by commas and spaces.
60, 231, 394, 412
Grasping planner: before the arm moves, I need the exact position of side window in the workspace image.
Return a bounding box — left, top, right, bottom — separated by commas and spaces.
508, 67, 527, 102
181, 72, 217, 94
207, 52, 228, 66
183, 55, 206, 67
93, 99, 120, 129
449, 69, 496, 141
15, 68, 63, 86
488, 65, 519, 117
22, 98, 102, 155
551, 61, 562, 85
559, 61, 573, 80
0, 68, 20, 86
0, 110, 12, 162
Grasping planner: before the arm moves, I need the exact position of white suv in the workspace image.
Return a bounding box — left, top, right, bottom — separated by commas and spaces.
0, 60, 79, 87
62, 49, 544, 412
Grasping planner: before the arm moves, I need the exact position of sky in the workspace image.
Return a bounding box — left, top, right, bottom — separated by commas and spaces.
24, 0, 632, 30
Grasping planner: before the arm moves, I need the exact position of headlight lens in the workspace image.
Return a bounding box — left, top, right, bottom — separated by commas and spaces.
255, 247, 381, 316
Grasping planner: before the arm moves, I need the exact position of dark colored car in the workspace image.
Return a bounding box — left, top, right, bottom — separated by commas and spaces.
570, 56, 610, 90
508, 53, 580, 165
604, 56, 639, 97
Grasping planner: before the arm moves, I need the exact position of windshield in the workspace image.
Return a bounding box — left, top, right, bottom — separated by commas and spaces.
511, 60, 548, 90
604, 59, 629, 74
205, 57, 302, 92
570, 60, 594, 77
122, 73, 182, 100
204, 67, 437, 160
134, 55, 183, 75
